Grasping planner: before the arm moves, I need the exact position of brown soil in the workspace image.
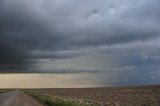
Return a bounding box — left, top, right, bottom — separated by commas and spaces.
27, 85, 160, 106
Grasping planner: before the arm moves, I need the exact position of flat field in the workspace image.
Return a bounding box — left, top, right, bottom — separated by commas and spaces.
26, 85, 160, 106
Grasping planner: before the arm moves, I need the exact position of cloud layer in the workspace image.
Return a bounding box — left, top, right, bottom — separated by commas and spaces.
0, 0, 160, 86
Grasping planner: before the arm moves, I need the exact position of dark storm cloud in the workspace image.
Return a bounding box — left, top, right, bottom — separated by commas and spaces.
0, 0, 64, 71
0, 0, 160, 73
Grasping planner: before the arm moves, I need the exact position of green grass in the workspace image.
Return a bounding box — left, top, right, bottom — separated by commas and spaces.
25, 91, 81, 106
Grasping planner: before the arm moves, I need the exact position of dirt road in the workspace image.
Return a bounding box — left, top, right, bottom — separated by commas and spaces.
0, 90, 43, 106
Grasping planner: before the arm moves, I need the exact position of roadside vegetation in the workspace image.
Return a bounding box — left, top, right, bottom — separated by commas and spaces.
24, 91, 83, 106
0, 89, 12, 94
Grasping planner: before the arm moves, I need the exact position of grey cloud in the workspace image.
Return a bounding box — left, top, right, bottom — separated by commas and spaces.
122, 0, 160, 21
0, 0, 160, 73
29, 66, 135, 74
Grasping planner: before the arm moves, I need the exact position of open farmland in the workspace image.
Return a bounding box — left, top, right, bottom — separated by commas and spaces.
26, 85, 160, 106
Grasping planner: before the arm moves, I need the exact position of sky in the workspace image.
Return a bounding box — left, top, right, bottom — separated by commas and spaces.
0, 0, 160, 87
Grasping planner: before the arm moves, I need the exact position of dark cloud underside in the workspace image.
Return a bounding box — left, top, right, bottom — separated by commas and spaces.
0, 0, 160, 75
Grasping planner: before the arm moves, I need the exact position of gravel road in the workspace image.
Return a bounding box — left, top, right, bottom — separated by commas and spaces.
0, 90, 42, 106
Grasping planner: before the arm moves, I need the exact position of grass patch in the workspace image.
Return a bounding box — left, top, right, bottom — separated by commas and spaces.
25, 91, 81, 106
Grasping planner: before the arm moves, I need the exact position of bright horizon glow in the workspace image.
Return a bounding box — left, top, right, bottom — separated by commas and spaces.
0, 73, 108, 88
0, 73, 159, 88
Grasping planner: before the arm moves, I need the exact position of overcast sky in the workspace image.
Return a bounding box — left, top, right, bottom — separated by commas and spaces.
0, 0, 160, 85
